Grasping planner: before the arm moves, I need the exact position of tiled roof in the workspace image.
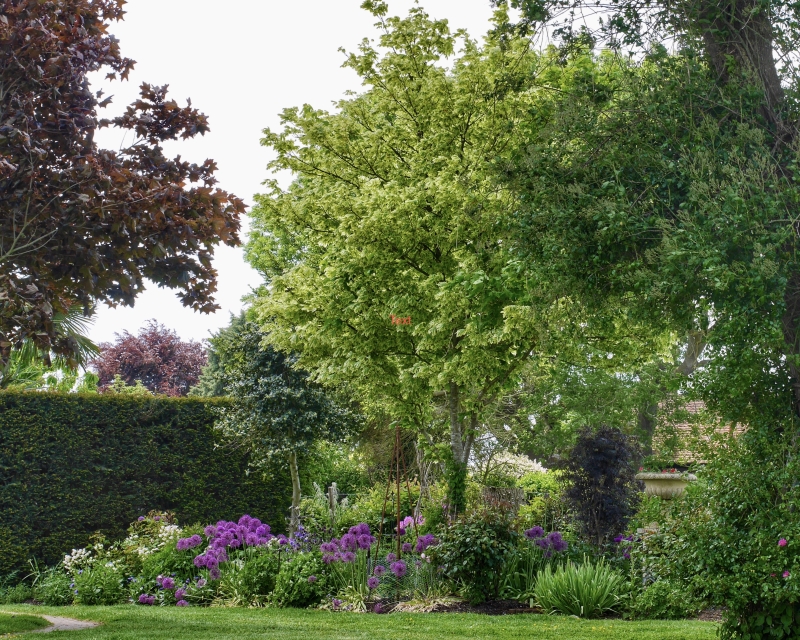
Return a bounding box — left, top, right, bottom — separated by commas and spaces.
652, 400, 745, 464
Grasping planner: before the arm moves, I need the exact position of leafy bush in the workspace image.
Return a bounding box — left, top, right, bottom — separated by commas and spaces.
0, 582, 31, 604
216, 549, 280, 606
433, 509, 516, 604
33, 569, 74, 606
642, 427, 800, 639
629, 579, 703, 620
74, 564, 125, 605
534, 556, 624, 618
0, 392, 292, 573
561, 426, 642, 546
272, 553, 328, 608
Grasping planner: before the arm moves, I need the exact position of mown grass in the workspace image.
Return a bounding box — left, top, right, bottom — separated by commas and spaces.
0, 612, 50, 634
2, 605, 717, 639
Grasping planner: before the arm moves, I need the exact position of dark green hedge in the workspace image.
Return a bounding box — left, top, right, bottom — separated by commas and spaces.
0, 392, 291, 574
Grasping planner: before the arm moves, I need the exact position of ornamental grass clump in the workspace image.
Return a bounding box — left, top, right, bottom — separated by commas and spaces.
534, 556, 624, 618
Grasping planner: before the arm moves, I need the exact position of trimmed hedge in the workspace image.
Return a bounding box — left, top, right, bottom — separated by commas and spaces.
0, 392, 291, 573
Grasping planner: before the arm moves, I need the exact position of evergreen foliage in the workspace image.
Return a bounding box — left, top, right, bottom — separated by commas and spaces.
0, 392, 290, 573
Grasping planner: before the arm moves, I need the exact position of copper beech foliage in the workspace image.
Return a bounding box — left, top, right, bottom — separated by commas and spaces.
0, 0, 245, 366
92, 320, 206, 396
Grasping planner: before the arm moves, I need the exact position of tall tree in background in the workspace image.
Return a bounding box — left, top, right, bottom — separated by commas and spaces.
92, 320, 206, 396
0, 0, 244, 368
247, 4, 673, 511
201, 319, 357, 536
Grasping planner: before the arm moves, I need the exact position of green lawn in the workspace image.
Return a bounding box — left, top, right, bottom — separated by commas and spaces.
0, 612, 51, 634
1, 605, 717, 639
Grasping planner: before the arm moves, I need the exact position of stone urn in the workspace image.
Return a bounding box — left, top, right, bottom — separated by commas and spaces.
635, 472, 697, 499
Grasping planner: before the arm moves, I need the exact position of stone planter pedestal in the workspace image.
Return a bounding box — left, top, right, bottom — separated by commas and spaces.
635, 472, 697, 499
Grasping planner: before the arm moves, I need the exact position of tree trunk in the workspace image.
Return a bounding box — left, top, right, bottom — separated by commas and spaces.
288, 450, 301, 538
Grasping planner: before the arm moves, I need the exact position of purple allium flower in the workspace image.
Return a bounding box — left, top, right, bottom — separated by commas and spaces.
308, 575, 317, 583
415, 560, 422, 569
147, 596, 156, 605
138, 516, 145, 522
176, 600, 189, 607
535, 538, 549, 549
320, 542, 336, 553
154, 516, 160, 521
358, 534, 375, 550
780, 538, 788, 547
367, 576, 379, 590
138, 594, 150, 604
175, 588, 186, 600
374, 565, 386, 576
229, 538, 241, 549
204, 525, 216, 538
525, 526, 545, 540
390, 560, 407, 578
332, 598, 342, 610
340, 533, 358, 552
415, 534, 438, 553
333, 552, 343, 562
161, 577, 176, 590
209, 567, 221, 581
196, 578, 207, 587
342, 551, 356, 563
323, 554, 335, 565
256, 525, 269, 537
386, 553, 397, 563
402, 542, 412, 554
374, 603, 383, 614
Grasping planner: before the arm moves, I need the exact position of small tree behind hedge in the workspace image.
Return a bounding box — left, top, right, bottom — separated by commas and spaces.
562, 426, 642, 546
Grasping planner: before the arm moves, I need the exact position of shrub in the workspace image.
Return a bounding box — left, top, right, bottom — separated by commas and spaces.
433, 509, 516, 604
74, 564, 125, 605
629, 579, 703, 620
534, 556, 624, 618
216, 549, 280, 606
0, 582, 31, 604
561, 426, 642, 546
33, 569, 74, 606
272, 553, 328, 608
0, 391, 292, 573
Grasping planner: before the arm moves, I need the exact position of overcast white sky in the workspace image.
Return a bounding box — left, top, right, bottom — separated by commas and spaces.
89, 0, 496, 345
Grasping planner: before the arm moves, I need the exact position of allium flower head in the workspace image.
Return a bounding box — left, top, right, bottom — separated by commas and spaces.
374, 565, 386, 576
209, 567, 221, 580
402, 542, 412, 554
342, 551, 356, 563
390, 560, 407, 577
367, 576, 379, 590
138, 594, 150, 604
161, 577, 175, 590
340, 533, 358, 552
386, 553, 397, 563
176, 600, 189, 607
358, 534, 375, 550
175, 588, 186, 600
779, 538, 788, 547
525, 526, 545, 540
196, 578, 207, 587
374, 603, 383, 614
138, 516, 145, 522
332, 598, 342, 610
308, 575, 317, 583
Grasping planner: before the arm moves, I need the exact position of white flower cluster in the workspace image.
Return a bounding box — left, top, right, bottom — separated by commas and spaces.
157, 524, 181, 541
63, 547, 93, 574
